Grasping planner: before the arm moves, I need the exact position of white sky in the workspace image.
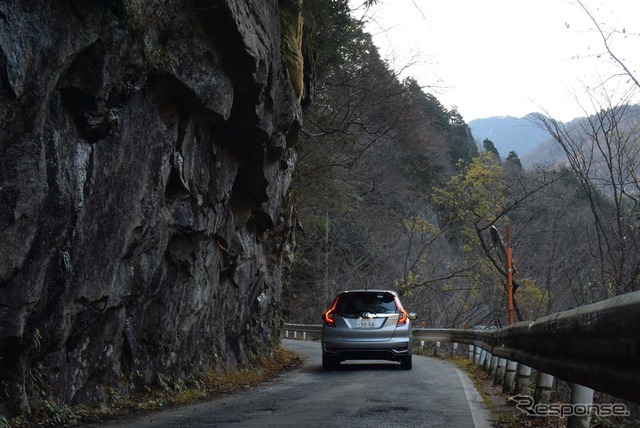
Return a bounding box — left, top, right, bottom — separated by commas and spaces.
351, 0, 640, 122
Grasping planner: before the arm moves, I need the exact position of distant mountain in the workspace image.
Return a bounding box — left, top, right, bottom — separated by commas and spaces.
468, 113, 551, 159
521, 106, 640, 169
471, 106, 640, 169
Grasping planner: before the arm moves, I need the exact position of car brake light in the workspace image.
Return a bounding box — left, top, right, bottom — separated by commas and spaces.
397, 309, 408, 326
395, 297, 408, 326
324, 298, 339, 327
325, 310, 336, 327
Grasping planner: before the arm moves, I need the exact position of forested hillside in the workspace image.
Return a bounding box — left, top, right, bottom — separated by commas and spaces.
285, 0, 640, 328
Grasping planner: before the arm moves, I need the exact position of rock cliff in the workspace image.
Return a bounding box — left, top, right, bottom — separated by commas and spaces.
0, 0, 303, 415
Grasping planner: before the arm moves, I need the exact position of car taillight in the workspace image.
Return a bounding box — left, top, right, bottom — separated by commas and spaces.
324, 298, 339, 327
397, 309, 408, 326
395, 297, 408, 326
325, 310, 336, 327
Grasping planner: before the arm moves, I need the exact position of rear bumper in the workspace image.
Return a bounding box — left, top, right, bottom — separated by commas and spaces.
322, 346, 411, 362
322, 337, 412, 362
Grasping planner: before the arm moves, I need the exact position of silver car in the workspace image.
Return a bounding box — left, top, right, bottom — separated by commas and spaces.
321, 290, 417, 370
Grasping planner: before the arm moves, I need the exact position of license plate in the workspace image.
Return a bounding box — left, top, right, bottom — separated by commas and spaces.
357, 319, 376, 328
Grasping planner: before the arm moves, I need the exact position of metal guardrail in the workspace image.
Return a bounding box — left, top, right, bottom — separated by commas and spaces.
284, 290, 640, 404
283, 323, 322, 334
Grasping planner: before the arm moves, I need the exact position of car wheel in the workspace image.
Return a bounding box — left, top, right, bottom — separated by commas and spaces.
322, 353, 339, 370
400, 354, 412, 370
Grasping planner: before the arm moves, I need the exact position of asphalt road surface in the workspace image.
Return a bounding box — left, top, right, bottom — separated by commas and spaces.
89, 339, 493, 428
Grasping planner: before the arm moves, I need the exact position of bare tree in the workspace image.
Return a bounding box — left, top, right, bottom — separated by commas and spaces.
538, 102, 640, 296
529, 1, 640, 296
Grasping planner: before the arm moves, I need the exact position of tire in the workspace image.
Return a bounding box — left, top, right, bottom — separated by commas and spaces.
400, 354, 412, 370
322, 353, 339, 370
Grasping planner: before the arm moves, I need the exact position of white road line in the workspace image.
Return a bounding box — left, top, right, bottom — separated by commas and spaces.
456, 368, 494, 428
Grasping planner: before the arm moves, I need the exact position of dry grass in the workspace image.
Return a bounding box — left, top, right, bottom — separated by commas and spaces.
446, 354, 639, 428
454, 358, 563, 428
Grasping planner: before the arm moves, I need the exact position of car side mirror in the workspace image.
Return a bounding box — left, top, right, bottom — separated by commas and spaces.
408, 313, 417, 321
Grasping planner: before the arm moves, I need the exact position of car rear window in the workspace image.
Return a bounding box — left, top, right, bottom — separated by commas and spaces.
335, 292, 398, 315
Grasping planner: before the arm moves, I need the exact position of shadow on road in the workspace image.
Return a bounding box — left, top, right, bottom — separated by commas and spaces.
306, 362, 403, 373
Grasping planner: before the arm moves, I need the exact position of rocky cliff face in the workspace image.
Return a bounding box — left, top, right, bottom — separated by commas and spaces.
0, 0, 303, 415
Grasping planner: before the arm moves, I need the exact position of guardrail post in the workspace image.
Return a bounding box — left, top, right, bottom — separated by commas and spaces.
435, 341, 441, 356
479, 349, 486, 367
294, 331, 297, 339
494, 358, 506, 386
489, 355, 498, 377
533, 372, 554, 404
285, 330, 289, 338
503, 360, 518, 393
452, 343, 459, 357
482, 351, 491, 371
567, 384, 594, 428
515, 364, 532, 395
474, 346, 482, 364
468, 345, 474, 361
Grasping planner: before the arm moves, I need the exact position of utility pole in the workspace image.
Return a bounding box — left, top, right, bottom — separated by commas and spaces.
506, 227, 514, 325
324, 210, 330, 305
490, 226, 515, 325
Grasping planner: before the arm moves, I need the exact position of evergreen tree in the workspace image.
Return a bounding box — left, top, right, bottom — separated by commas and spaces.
505, 150, 522, 169
482, 138, 500, 158
448, 108, 478, 166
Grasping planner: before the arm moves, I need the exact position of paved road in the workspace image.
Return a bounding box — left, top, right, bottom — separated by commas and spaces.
89, 339, 492, 427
